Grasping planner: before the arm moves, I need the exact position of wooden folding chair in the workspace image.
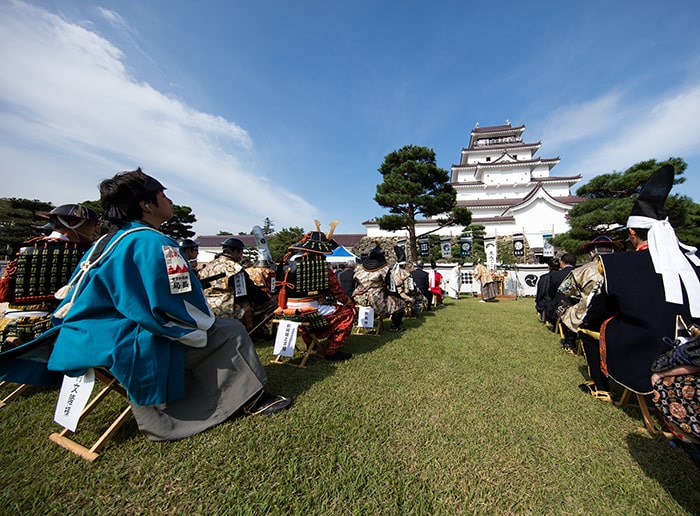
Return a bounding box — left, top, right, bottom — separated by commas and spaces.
554, 319, 565, 339
354, 316, 383, 336
269, 320, 323, 368
615, 387, 671, 437
49, 367, 132, 462
0, 381, 30, 408
0, 329, 62, 409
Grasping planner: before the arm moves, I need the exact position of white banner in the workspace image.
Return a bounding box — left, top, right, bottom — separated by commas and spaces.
485, 237, 498, 272
542, 234, 553, 257
357, 306, 375, 328
440, 238, 452, 258
273, 320, 299, 357
54, 368, 96, 432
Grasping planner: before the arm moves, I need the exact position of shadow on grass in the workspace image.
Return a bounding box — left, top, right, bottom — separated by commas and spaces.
626, 432, 700, 513
251, 299, 458, 400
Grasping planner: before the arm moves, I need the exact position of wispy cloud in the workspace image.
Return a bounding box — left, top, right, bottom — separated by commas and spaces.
539, 93, 625, 149
0, 1, 317, 234
538, 83, 700, 190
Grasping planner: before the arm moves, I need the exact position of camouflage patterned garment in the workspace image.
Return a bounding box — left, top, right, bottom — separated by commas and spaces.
558, 258, 604, 332
390, 266, 414, 304
353, 264, 406, 318
246, 265, 273, 295
199, 255, 247, 320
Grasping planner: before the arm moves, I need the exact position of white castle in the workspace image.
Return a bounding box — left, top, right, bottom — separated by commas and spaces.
363, 121, 584, 260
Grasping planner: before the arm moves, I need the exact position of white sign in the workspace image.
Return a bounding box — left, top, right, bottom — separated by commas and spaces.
54, 368, 96, 432
357, 306, 375, 328
441, 239, 452, 258
233, 272, 248, 297
273, 320, 299, 357
542, 234, 553, 257
485, 238, 498, 272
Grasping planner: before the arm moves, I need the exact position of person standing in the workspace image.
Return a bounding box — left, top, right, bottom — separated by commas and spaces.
473, 260, 497, 302
429, 261, 444, 307
447, 261, 463, 300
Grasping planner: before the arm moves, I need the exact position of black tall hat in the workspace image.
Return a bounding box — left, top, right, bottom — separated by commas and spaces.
393, 245, 407, 264
362, 245, 387, 271
625, 163, 700, 317
627, 165, 674, 226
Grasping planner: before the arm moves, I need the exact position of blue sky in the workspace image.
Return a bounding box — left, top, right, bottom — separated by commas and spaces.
1, 0, 699, 236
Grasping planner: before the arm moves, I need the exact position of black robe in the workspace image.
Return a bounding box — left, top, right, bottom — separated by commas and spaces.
599, 249, 700, 393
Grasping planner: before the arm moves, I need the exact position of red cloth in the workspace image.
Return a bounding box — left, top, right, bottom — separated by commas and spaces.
429, 271, 443, 305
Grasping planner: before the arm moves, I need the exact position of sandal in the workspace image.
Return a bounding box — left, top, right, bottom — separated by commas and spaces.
578, 382, 614, 403
590, 390, 614, 403
578, 381, 595, 393
242, 391, 293, 416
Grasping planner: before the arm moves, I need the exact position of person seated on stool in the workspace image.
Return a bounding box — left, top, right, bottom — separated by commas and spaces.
410, 260, 432, 311
200, 237, 277, 333
0, 203, 100, 351
178, 238, 202, 277
585, 164, 700, 398
353, 244, 407, 332
274, 222, 356, 361
555, 236, 623, 400
45, 168, 291, 442
389, 246, 415, 316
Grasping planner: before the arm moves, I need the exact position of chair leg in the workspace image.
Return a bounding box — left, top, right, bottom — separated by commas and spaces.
50, 405, 132, 462
269, 321, 319, 368
616, 388, 671, 437
49, 368, 132, 461
295, 332, 319, 368
555, 320, 565, 338
0, 382, 30, 409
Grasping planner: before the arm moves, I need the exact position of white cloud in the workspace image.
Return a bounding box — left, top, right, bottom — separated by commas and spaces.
0, 1, 317, 234
539, 93, 624, 149
540, 84, 700, 193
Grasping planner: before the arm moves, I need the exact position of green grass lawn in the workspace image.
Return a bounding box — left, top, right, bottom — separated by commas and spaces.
2, 297, 699, 514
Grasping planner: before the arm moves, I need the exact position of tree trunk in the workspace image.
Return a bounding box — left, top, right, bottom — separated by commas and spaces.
407, 225, 418, 264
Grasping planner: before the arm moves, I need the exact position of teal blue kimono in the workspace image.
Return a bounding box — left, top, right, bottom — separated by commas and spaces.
47, 221, 215, 405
